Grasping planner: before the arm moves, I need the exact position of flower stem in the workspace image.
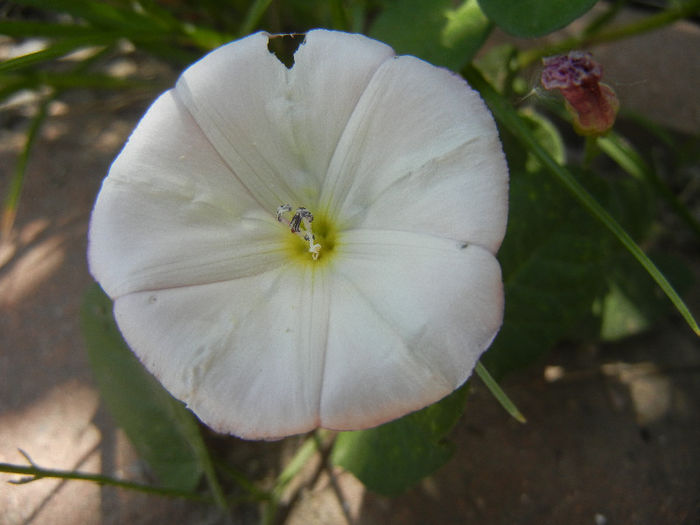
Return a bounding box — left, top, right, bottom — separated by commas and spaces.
0, 451, 209, 502
518, 0, 700, 68
261, 432, 323, 525
583, 135, 600, 170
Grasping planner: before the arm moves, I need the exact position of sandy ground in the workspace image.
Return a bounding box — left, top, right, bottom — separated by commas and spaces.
1, 8, 699, 525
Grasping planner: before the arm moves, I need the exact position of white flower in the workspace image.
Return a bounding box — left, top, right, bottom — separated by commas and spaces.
88, 29, 509, 440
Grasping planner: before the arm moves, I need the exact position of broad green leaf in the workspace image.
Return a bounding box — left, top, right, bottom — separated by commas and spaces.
484, 164, 611, 376
332, 386, 468, 495
371, 0, 492, 70
522, 110, 565, 171
483, 110, 656, 375
472, 43, 518, 92
464, 65, 699, 336
597, 253, 694, 341
477, 0, 598, 37
81, 284, 204, 492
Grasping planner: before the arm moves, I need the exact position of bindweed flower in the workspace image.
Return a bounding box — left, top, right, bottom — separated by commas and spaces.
88, 30, 509, 440
541, 51, 619, 136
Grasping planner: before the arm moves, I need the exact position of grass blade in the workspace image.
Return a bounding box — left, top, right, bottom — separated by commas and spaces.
0, 36, 114, 74
597, 132, 700, 239
238, 0, 274, 37
475, 362, 526, 423
2, 94, 51, 240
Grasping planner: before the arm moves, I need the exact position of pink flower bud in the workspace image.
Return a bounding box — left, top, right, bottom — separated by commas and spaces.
541, 51, 619, 136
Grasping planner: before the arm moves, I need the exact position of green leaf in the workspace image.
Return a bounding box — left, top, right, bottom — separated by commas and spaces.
464, 65, 699, 336
81, 283, 205, 492
484, 164, 610, 375
482, 109, 658, 375
597, 252, 694, 341
522, 110, 565, 171
371, 0, 492, 71
332, 386, 468, 495
477, 0, 598, 37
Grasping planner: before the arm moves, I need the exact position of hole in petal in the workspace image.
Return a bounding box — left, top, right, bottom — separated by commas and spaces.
267, 33, 306, 69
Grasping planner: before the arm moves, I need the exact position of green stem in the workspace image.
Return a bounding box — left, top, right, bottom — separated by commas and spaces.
261, 431, 325, 525
583, 135, 599, 170
463, 65, 699, 336
214, 459, 270, 502
186, 426, 228, 510
0, 459, 208, 501
581, 0, 625, 37
519, 0, 700, 68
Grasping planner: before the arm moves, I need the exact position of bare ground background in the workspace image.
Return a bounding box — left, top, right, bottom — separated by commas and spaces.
1, 8, 699, 525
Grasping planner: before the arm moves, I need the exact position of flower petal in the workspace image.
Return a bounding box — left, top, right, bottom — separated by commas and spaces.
113, 265, 331, 440
320, 229, 503, 429
88, 91, 287, 298
320, 55, 508, 252
174, 30, 394, 211
88, 30, 510, 440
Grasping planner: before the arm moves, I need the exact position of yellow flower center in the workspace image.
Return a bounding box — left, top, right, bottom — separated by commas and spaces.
277, 205, 337, 265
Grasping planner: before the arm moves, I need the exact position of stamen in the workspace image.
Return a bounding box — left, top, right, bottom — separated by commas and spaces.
276, 204, 292, 222
277, 205, 322, 260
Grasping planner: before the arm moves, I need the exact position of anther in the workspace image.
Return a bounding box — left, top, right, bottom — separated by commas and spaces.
277, 205, 322, 260
277, 204, 292, 223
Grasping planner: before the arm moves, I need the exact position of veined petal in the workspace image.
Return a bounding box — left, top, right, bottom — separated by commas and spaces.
174, 30, 394, 211
113, 265, 331, 440
355, 136, 508, 253
321, 229, 503, 429
320, 55, 508, 252
88, 29, 510, 440
88, 91, 287, 298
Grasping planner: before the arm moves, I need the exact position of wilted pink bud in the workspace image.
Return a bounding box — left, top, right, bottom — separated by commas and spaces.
541, 51, 619, 136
